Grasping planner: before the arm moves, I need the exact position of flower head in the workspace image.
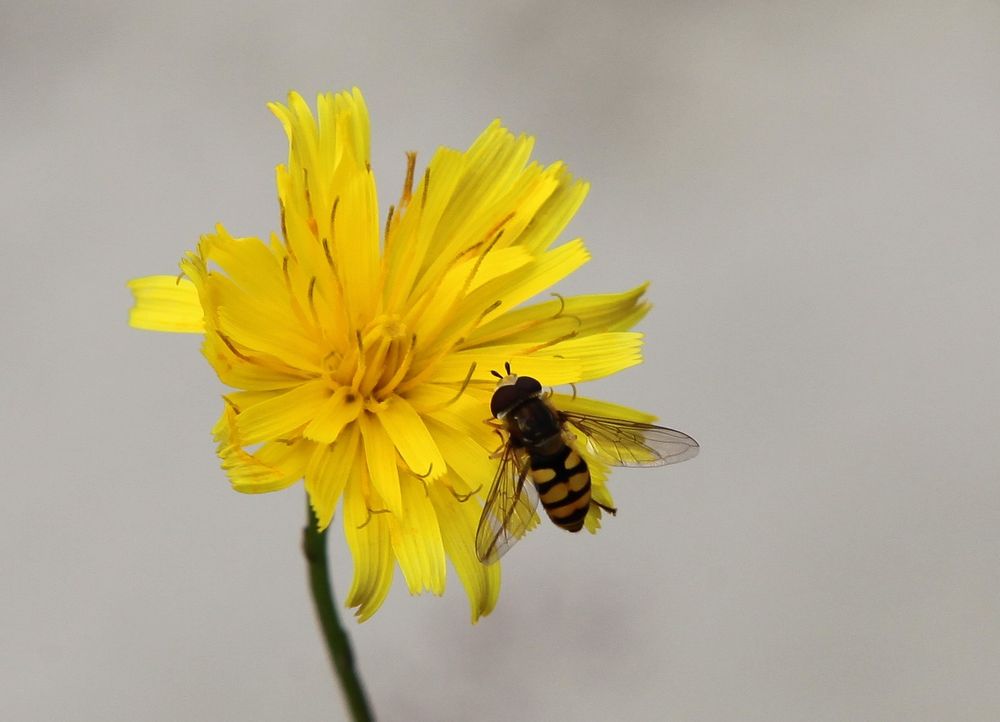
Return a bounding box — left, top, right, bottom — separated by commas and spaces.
129, 88, 653, 621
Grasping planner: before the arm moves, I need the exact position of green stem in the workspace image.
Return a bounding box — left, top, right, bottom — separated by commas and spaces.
302, 503, 375, 722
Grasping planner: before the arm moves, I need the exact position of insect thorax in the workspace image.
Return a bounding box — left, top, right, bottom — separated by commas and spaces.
506, 397, 563, 447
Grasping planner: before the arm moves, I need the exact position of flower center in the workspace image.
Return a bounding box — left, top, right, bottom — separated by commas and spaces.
324, 314, 416, 405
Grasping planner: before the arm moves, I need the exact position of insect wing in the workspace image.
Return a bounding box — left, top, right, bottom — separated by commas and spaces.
475, 444, 540, 564
562, 412, 699, 468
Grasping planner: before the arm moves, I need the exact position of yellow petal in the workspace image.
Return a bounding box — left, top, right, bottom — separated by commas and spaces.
433, 351, 581, 385
199, 227, 287, 302
466, 283, 650, 347
234, 379, 330, 445
583, 506, 603, 533
578, 438, 614, 534
438, 332, 644, 385
400, 122, 560, 304
429, 483, 501, 622
408, 385, 496, 442
383, 147, 464, 310
478, 238, 590, 326
590, 479, 615, 514
305, 424, 360, 530
481, 163, 561, 250
218, 389, 275, 414
272, 89, 379, 327
584, 472, 615, 534
303, 386, 363, 444
425, 418, 493, 494
333, 168, 380, 326
343, 472, 394, 621
511, 164, 589, 254
127, 276, 204, 333
408, 247, 533, 345
207, 344, 314, 391
333, 87, 371, 168
548, 393, 657, 423
418, 238, 590, 352
214, 402, 312, 493
426, 122, 534, 263
377, 396, 446, 481
358, 411, 402, 517
224, 440, 311, 494
388, 475, 447, 595
216, 288, 321, 373
544, 332, 645, 379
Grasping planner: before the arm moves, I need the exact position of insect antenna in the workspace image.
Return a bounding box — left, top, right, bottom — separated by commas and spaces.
490, 368, 503, 380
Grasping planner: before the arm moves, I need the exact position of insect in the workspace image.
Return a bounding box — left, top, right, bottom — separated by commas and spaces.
475, 363, 699, 564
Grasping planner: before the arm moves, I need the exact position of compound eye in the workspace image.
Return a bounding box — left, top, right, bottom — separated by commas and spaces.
490, 385, 521, 418
515, 376, 542, 395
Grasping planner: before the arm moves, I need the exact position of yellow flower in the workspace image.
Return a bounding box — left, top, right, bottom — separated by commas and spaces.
128, 88, 653, 621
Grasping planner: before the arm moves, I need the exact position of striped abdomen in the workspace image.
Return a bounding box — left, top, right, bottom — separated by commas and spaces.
529, 443, 592, 532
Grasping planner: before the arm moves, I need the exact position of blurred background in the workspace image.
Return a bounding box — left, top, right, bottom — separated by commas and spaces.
3, 1, 999, 720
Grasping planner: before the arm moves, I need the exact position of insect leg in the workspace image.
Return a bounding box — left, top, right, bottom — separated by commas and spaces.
592, 499, 617, 516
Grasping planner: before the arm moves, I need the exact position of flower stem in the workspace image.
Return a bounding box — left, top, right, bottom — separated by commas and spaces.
302, 503, 375, 722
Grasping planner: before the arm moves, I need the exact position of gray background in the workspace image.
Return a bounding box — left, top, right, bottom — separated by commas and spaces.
3, 1, 999, 720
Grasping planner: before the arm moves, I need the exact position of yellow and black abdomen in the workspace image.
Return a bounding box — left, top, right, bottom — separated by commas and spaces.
529, 443, 592, 533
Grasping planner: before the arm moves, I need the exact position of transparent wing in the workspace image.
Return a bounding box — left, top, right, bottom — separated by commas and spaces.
475, 444, 541, 565
562, 412, 700, 468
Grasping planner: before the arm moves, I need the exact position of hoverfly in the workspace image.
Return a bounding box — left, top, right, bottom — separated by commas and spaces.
475, 363, 699, 564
